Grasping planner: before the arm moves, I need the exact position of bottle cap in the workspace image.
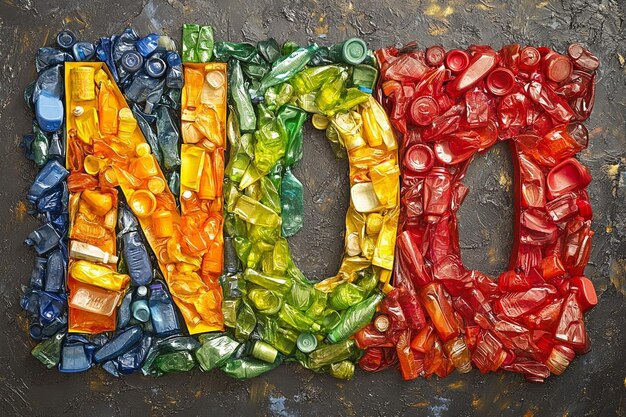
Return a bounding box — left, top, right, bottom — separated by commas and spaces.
409, 96, 439, 126
404, 144, 435, 174
297, 333, 318, 353
374, 315, 390, 332
445, 49, 470, 73
341, 38, 368, 65
567, 43, 584, 60
144, 56, 167, 78
136, 286, 148, 297
121, 51, 144, 73
128, 189, 157, 218
148, 177, 166, 195
56, 30, 77, 50
251, 340, 278, 363
132, 300, 150, 322
312, 113, 329, 130
72, 106, 84, 117
486, 67, 516, 96
205, 70, 225, 88
544, 54, 573, 83
519, 46, 540, 70
425, 45, 445, 67
29, 322, 43, 340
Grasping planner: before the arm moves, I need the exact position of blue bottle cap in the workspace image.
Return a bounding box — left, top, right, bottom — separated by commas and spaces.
121, 50, 144, 73
144, 56, 167, 78
56, 30, 77, 50
358, 86, 373, 94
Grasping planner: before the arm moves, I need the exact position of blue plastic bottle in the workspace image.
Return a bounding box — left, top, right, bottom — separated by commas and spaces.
36, 91, 64, 133
118, 205, 152, 286
28, 160, 68, 203
136, 33, 159, 57
165, 51, 184, 88
44, 249, 65, 293
148, 282, 180, 336
94, 326, 143, 363
72, 41, 96, 61
25, 223, 60, 254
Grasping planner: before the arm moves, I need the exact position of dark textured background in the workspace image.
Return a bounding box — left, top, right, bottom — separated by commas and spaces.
0, 0, 624, 416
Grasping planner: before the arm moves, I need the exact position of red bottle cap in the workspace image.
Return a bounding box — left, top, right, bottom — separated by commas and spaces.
567, 43, 584, 60
404, 144, 435, 174
519, 46, 540, 70
409, 96, 439, 126
486, 67, 516, 96
425, 45, 446, 67
445, 49, 470, 73
546, 157, 592, 199
544, 53, 573, 83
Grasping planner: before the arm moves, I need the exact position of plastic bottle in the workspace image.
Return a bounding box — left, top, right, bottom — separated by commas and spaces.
326, 293, 384, 343
94, 326, 143, 363
148, 282, 180, 336
132, 286, 151, 322
118, 205, 152, 286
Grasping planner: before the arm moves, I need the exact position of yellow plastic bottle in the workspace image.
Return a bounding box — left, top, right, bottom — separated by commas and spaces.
69, 260, 130, 292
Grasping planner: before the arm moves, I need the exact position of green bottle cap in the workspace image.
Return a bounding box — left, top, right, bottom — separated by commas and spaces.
297, 333, 318, 353
251, 340, 278, 363
342, 38, 368, 65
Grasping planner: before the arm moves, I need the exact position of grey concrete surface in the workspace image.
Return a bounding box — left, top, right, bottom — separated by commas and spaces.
0, 0, 624, 416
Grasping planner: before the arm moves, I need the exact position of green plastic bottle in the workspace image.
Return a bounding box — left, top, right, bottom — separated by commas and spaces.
31, 330, 64, 368
233, 195, 281, 228
221, 357, 281, 379
197, 25, 214, 62
280, 168, 304, 237
326, 293, 384, 343
290, 65, 342, 95
244, 268, 293, 294
235, 300, 257, 340
314, 71, 348, 113
154, 351, 196, 373
229, 59, 257, 132
254, 44, 320, 97
181, 24, 199, 62
278, 303, 321, 332
195, 334, 240, 371
308, 339, 356, 369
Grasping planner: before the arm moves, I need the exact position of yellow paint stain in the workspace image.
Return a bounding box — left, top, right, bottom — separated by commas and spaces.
535, 1, 549, 8
607, 224, 613, 233
610, 258, 626, 296
14, 200, 28, 222
472, 396, 482, 408
424, 3, 454, 21
605, 163, 619, 180
411, 401, 429, 408
617, 53, 625, 68
248, 380, 269, 406
428, 24, 449, 36
448, 380, 464, 389
605, 162, 620, 197
314, 24, 329, 37
499, 168, 512, 192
